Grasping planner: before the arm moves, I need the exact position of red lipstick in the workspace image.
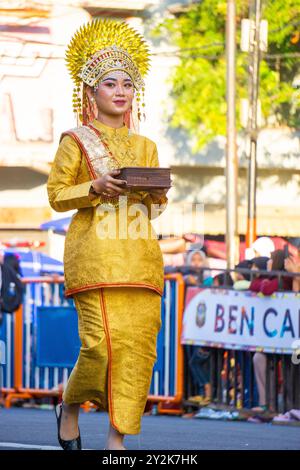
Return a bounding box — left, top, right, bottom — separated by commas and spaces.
113, 100, 126, 106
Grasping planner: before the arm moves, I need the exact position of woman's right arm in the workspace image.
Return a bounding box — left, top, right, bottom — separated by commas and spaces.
47, 135, 102, 212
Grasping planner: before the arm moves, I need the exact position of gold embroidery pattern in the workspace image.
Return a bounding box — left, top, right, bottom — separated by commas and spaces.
94, 129, 136, 167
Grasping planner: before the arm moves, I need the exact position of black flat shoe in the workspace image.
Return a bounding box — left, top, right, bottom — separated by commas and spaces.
54, 401, 82, 450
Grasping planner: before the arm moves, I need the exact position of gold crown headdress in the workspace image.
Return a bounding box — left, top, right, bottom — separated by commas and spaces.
65, 19, 151, 125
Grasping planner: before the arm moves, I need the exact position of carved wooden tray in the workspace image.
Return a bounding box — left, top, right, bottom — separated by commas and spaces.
117, 166, 172, 190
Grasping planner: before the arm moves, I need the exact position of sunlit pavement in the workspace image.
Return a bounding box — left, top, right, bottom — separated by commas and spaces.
0, 408, 299, 450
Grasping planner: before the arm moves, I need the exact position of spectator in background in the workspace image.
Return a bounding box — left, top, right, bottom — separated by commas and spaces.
183, 249, 213, 286
284, 255, 300, 293
249, 256, 270, 293
233, 259, 253, 290
213, 272, 233, 288
245, 237, 275, 260
184, 249, 213, 405
247, 256, 269, 413
187, 346, 211, 406
251, 250, 293, 414
250, 250, 292, 295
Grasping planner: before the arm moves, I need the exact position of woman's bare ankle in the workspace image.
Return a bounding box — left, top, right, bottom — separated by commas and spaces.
106, 439, 126, 450
106, 424, 125, 450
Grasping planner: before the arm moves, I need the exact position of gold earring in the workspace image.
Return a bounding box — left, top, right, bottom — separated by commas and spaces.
136, 91, 141, 121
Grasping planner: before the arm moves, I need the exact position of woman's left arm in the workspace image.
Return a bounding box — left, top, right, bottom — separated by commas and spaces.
141, 142, 169, 219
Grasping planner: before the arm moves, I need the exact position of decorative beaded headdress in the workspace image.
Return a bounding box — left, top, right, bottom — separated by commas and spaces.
65, 18, 150, 125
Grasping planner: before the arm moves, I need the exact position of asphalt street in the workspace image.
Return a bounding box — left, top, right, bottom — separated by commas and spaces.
0, 408, 299, 450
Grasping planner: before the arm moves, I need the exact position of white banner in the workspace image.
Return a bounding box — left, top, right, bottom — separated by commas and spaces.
181, 288, 300, 354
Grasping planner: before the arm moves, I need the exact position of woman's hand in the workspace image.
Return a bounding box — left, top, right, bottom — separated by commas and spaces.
91, 169, 127, 197
187, 274, 197, 285
284, 255, 300, 276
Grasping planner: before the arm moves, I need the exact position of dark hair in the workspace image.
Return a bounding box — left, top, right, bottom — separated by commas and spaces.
213, 272, 233, 287
270, 249, 285, 271
235, 259, 253, 281
251, 256, 269, 271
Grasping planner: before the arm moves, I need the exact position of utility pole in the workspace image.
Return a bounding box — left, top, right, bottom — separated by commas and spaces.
246, 0, 263, 247
225, 0, 239, 269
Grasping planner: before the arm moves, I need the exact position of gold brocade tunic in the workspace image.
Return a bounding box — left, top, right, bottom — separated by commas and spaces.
47, 118, 168, 298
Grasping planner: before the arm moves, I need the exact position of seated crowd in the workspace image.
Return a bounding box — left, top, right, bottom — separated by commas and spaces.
162, 236, 300, 416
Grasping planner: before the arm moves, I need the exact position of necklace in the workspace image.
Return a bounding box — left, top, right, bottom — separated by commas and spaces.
87, 124, 135, 210
88, 124, 136, 167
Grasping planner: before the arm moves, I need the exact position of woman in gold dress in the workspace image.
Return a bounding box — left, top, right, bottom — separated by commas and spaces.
47, 19, 169, 450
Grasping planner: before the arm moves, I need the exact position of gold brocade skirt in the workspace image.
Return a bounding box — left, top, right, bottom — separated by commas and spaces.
62, 286, 162, 435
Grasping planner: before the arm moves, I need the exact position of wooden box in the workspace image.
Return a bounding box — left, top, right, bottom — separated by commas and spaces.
117, 167, 172, 190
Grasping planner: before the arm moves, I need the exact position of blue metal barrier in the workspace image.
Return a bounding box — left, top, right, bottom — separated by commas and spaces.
150, 277, 178, 398
0, 313, 14, 390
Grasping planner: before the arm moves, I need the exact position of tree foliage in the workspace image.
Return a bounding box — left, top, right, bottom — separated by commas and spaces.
150, 0, 300, 150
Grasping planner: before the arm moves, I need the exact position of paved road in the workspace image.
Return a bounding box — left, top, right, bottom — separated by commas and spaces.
0, 408, 299, 450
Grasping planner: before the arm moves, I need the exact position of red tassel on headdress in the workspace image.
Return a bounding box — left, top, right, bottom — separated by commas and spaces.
82, 84, 97, 126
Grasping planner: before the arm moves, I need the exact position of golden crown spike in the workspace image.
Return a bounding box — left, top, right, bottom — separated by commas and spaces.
65, 18, 151, 123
